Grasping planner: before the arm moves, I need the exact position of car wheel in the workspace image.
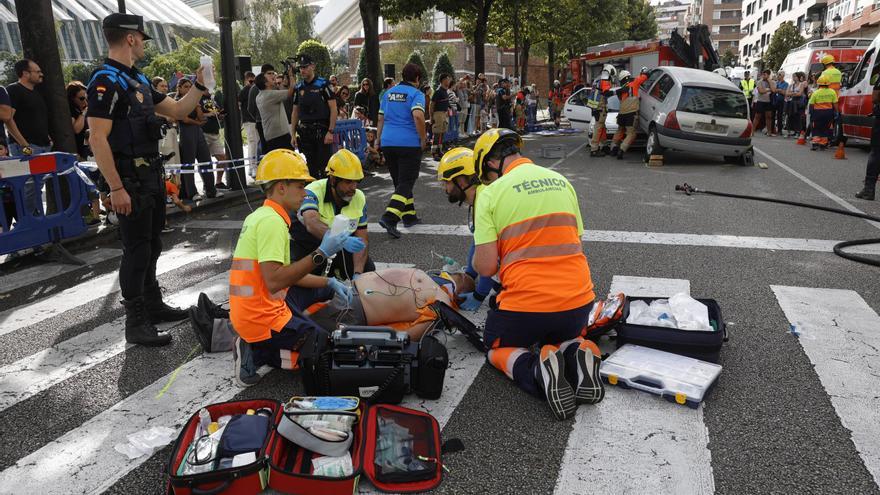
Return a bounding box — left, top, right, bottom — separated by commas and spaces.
739, 149, 754, 167
645, 126, 664, 161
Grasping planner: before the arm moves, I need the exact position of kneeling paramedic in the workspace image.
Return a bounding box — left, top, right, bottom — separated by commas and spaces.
87, 13, 209, 347
437, 147, 500, 311
471, 128, 606, 420
290, 148, 374, 280
229, 149, 365, 388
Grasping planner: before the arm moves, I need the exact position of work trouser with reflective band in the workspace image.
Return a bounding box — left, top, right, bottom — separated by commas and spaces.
810, 108, 835, 146
485, 302, 593, 397
612, 112, 638, 152
381, 146, 421, 223
590, 103, 608, 152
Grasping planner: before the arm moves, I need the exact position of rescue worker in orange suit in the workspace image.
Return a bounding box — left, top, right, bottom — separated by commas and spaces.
589, 65, 615, 157
609, 70, 640, 160
228, 149, 365, 388
819, 54, 845, 146
471, 128, 621, 420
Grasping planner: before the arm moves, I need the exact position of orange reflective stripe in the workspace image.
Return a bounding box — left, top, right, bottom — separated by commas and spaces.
231, 259, 257, 271
498, 213, 578, 242
230, 285, 255, 297
501, 242, 583, 266
814, 103, 833, 110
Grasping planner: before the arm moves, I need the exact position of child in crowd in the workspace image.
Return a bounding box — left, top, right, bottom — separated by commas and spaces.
364, 127, 384, 172
163, 174, 192, 232
514, 89, 526, 133
353, 105, 369, 126
808, 75, 838, 150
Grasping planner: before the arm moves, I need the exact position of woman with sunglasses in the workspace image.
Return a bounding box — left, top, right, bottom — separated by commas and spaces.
68, 81, 101, 224
336, 86, 351, 120
353, 78, 378, 125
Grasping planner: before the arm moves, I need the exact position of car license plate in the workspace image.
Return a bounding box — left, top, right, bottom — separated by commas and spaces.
695, 122, 728, 134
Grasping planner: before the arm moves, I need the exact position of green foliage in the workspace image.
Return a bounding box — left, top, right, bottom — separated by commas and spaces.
432, 51, 455, 88
720, 48, 739, 68
406, 50, 429, 85
142, 37, 208, 82
63, 60, 102, 84
378, 13, 452, 84
356, 48, 369, 84
0, 51, 21, 86
232, 0, 314, 69
296, 39, 333, 78
331, 49, 350, 79
765, 22, 805, 71
622, 0, 659, 41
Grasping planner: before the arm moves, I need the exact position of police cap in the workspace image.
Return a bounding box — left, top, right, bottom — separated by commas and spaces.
296, 54, 314, 68
102, 13, 152, 40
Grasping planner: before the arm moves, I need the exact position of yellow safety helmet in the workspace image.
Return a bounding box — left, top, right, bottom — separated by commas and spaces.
438, 147, 476, 182
326, 148, 364, 181
473, 128, 523, 184
817, 75, 830, 86
820, 54, 835, 65
255, 149, 314, 184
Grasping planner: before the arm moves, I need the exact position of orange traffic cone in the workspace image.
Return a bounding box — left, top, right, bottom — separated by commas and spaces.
796, 132, 806, 145
834, 142, 846, 159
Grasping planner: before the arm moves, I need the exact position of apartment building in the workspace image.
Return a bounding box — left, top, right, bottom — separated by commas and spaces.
656, 0, 692, 39
739, 0, 830, 68
824, 0, 880, 38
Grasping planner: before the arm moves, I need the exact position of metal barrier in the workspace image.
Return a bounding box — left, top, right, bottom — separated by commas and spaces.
0, 153, 94, 257
332, 119, 368, 161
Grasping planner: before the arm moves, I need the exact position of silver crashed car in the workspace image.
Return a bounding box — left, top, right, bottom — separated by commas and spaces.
637, 66, 753, 165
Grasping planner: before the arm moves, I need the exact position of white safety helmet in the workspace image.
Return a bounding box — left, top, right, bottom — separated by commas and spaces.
599, 70, 610, 81
553, 79, 560, 86
618, 70, 632, 81
640, 66, 649, 75
603, 64, 617, 78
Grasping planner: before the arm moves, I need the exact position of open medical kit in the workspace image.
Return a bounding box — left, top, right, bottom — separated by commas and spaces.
166, 397, 452, 494
317, 325, 448, 404
615, 295, 727, 363
600, 344, 723, 408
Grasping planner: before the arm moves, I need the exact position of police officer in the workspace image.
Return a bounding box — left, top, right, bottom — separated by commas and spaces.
87, 14, 209, 346
290, 148, 375, 279
855, 72, 880, 201
290, 54, 337, 180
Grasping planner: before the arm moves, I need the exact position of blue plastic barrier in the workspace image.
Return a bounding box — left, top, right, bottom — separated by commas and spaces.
445, 112, 460, 142
332, 119, 368, 161
0, 153, 94, 255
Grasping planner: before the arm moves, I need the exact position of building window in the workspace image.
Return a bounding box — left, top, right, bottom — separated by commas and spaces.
713, 10, 721, 19
713, 25, 720, 33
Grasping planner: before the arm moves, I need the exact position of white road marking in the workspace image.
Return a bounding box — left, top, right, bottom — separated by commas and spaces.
0, 247, 224, 338
755, 147, 880, 231
0, 272, 229, 413
554, 276, 715, 495
548, 142, 589, 170
0, 248, 123, 294
0, 353, 236, 495
183, 220, 880, 256
771, 285, 880, 487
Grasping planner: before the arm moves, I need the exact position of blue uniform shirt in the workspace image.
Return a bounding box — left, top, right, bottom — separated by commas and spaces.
379, 82, 425, 147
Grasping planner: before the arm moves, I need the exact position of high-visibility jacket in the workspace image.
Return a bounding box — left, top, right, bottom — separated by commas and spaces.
229, 199, 293, 343
808, 87, 838, 110
473, 157, 595, 313
741, 78, 755, 99
821, 66, 842, 94
298, 178, 368, 232
618, 80, 641, 115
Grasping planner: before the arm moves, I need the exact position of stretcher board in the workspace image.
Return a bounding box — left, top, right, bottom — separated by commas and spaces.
599, 344, 722, 409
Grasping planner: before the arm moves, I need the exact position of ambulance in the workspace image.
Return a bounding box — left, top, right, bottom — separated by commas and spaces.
839, 34, 880, 141
778, 38, 871, 81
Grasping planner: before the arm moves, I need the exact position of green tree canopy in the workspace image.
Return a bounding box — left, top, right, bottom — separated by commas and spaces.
355, 48, 369, 84
720, 48, 738, 68
297, 39, 333, 78
406, 50, 429, 86
233, 0, 313, 69
432, 51, 455, 87
380, 13, 451, 83
765, 21, 804, 71
623, 0, 659, 41
142, 37, 209, 82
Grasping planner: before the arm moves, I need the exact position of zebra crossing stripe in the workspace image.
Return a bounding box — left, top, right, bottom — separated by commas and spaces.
0, 247, 224, 338
0, 271, 230, 413
554, 276, 716, 494
771, 285, 880, 487
0, 248, 122, 295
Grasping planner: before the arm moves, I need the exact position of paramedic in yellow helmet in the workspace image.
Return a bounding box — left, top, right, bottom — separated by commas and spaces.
437, 147, 500, 311
290, 148, 373, 281
819, 54, 842, 95
229, 149, 364, 388
470, 128, 605, 421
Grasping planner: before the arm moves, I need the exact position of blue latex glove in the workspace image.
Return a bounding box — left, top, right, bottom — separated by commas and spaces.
343, 235, 366, 253
318, 230, 349, 257
327, 278, 352, 306
458, 292, 483, 311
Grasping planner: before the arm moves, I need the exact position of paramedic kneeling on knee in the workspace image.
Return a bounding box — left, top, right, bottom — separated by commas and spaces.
229, 149, 364, 388
471, 129, 605, 420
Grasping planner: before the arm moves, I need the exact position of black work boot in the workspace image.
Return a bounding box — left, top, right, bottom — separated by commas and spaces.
378, 214, 402, 239
144, 283, 188, 323
123, 297, 172, 346
855, 180, 876, 201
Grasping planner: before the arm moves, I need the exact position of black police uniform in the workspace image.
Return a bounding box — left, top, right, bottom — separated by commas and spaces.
293, 65, 334, 179
87, 59, 169, 301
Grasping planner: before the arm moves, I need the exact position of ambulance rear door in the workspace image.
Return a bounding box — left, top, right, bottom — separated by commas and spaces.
841, 43, 879, 140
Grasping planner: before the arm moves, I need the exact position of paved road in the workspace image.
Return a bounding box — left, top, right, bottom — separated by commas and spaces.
1, 132, 879, 495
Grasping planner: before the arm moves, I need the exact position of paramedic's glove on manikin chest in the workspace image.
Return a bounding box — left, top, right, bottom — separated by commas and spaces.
327, 278, 353, 306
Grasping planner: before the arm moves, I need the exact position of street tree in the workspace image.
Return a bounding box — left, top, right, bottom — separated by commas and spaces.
765, 21, 804, 71
432, 51, 455, 87
232, 0, 313, 68
381, 13, 451, 84
721, 47, 738, 68
355, 48, 369, 85
297, 40, 333, 78
358, 0, 383, 101
623, 0, 659, 41
406, 50, 430, 86
143, 37, 209, 82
